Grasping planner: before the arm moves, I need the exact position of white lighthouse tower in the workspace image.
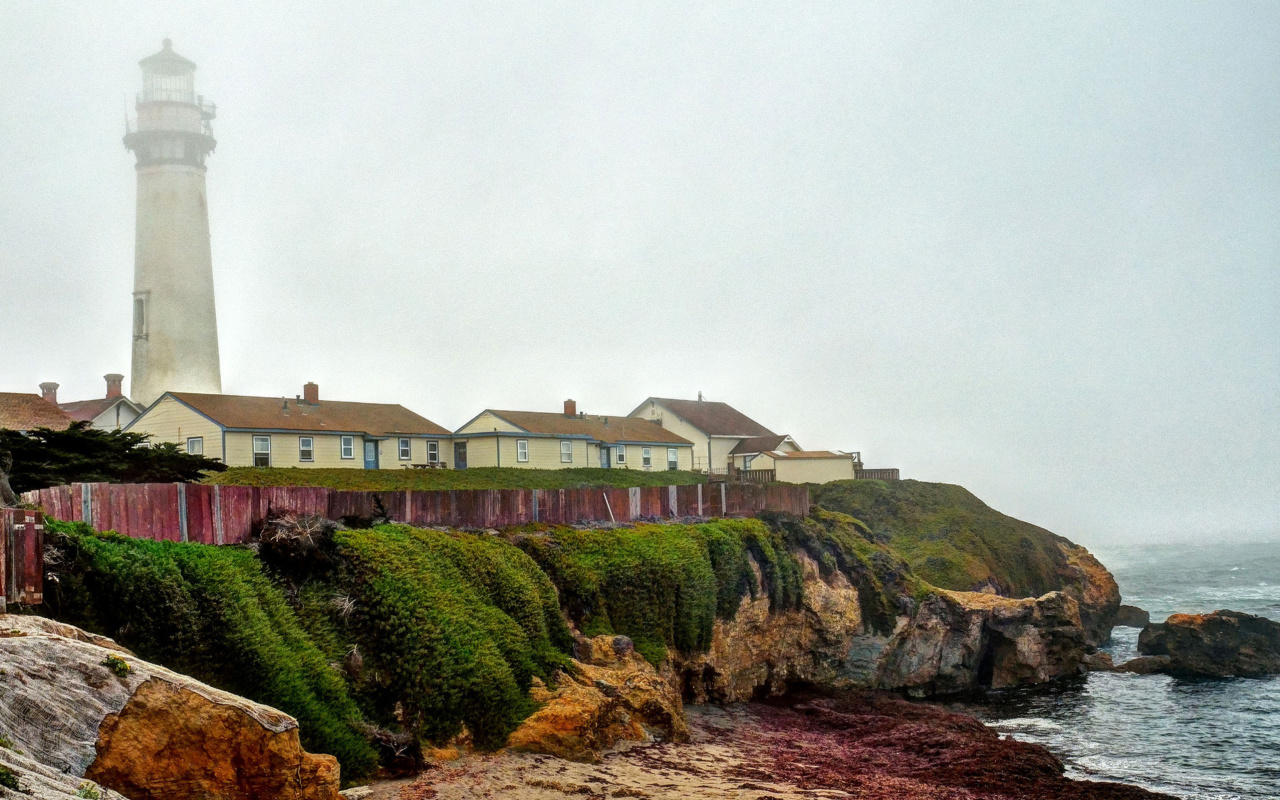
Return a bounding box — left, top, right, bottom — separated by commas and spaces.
124, 39, 222, 406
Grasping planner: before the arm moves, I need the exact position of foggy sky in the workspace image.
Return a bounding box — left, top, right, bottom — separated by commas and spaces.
1, 2, 1276, 547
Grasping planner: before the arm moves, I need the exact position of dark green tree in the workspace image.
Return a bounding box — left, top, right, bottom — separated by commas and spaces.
0, 421, 226, 501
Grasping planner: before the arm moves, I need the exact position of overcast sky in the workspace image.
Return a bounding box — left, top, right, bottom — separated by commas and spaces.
1, 2, 1276, 546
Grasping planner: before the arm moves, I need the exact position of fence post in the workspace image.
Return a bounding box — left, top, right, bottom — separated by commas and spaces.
697, 484, 703, 517
628, 487, 640, 520
532, 489, 540, 523
213, 484, 225, 545
80, 482, 92, 524
720, 483, 727, 517
177, 483, 189, 543
668, 485, 677, 517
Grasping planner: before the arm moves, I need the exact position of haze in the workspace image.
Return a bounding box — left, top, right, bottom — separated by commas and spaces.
1, 2, 1276, 547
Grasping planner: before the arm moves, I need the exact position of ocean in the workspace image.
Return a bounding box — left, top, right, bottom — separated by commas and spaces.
954, 540, 1280, 799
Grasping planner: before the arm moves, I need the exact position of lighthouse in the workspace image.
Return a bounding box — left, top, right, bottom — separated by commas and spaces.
124, 39, 222, 406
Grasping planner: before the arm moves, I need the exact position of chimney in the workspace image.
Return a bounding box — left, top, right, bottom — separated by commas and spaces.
564, 399, 576, 417
303, 382, 319, 405
39, 382, 59, 405
104, 374, 124, 399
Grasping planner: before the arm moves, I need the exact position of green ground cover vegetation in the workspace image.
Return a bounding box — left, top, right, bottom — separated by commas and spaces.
202, 466, 706, 491
811, 479, 1071, 598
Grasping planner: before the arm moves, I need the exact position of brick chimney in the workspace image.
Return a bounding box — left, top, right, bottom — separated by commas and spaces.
39, 382, 59, 405
303, 382, 320, 405
104, 374, 124, 399
564, 399, 576, 417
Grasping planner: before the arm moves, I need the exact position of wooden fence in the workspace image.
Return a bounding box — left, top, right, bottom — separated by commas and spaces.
855, 468, 901, 481
1, 508, 44, 610
22, 482, 811, 546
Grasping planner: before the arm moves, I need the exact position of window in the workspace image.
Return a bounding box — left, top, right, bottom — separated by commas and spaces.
253, 435, 271, 467
299, 437, 314, 462
399, 438, 411, 460
615, 444, 626, 464
560, 440, 573, 463
427, 440, 439, 463
340, 436, 355, 459
517, 439, 529, 462
132, 293, 148, 339
667, 447, 678, 471
186, 437, 203, 456
642, 447, 652, 468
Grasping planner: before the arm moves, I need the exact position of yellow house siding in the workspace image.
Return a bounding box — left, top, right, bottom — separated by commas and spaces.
457, 412, 524, 435
708, 437, 739, 472
775, 457, 856, 484
629, 403, 712, 470
130, 395, 224, 461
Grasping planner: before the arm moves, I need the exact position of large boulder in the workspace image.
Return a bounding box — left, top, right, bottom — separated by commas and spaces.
1114, 605, 1151, 629
1134, 610, 1280, 677
506, 635, 688, 762
0, 614, 340, 800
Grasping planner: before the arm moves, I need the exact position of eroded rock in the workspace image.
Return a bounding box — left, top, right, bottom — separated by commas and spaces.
0, 614, 340, 800
1057, 542, 1122, 646
1136, 610, 1280, 677
506, 635, 688, 762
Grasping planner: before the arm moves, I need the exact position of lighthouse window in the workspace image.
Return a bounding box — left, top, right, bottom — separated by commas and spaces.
133, 295, 148, 339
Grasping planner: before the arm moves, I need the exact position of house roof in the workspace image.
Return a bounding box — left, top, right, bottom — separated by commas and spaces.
638, 398, 775, 438
0, 393, 75, 431
160, 392, 451, 437
476, 410, 693, 446
730, 434, 792, 455
59, 397, 137, 423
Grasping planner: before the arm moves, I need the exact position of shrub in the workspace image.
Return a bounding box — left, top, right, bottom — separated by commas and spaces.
42, 521, 377, 778
100, 654, 130, 678
296, 526, 573, 750
0, 765, 19, 791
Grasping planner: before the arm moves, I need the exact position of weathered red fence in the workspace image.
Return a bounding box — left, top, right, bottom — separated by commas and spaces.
23, 481, 810, 546
2, 508, 44, 609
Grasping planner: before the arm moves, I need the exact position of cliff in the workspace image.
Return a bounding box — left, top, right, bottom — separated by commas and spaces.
33, 480, 1123, 776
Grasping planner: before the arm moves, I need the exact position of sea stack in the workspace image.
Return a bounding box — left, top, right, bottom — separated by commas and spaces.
123, 39, 222, 406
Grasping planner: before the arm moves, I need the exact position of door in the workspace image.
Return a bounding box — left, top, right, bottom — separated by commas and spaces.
599, 445, 611, 469
454, 442, 468, 469
363, 440, 379, 470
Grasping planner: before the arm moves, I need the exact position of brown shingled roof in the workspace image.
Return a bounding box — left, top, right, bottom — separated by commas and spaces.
0, 393, 75, 431
480, 410, 693, 446
643, 398, 775, 437
59, 397, 122, 422
165, 392, 451, 436
730, 434, 791, 455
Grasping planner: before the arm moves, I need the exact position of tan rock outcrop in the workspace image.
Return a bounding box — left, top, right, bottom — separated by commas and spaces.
506, 635, 687, 762
0, 614, 339, 800
674, 551, 864, 704
1057, 541, 1122, 646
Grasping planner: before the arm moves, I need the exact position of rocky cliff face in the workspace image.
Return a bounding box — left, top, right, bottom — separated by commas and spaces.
672, 548, 1102, 703
0, 614, 339, 800
1057, 541, 1122, 647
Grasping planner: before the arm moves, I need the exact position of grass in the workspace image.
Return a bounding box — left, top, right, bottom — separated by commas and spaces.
810, 479, 1071, 599
514, 519, 803, 665
42, 521, 378, 779
202, 466, 707, 491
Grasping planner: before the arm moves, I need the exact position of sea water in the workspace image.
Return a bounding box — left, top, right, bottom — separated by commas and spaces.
955, 540, 1280, 799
